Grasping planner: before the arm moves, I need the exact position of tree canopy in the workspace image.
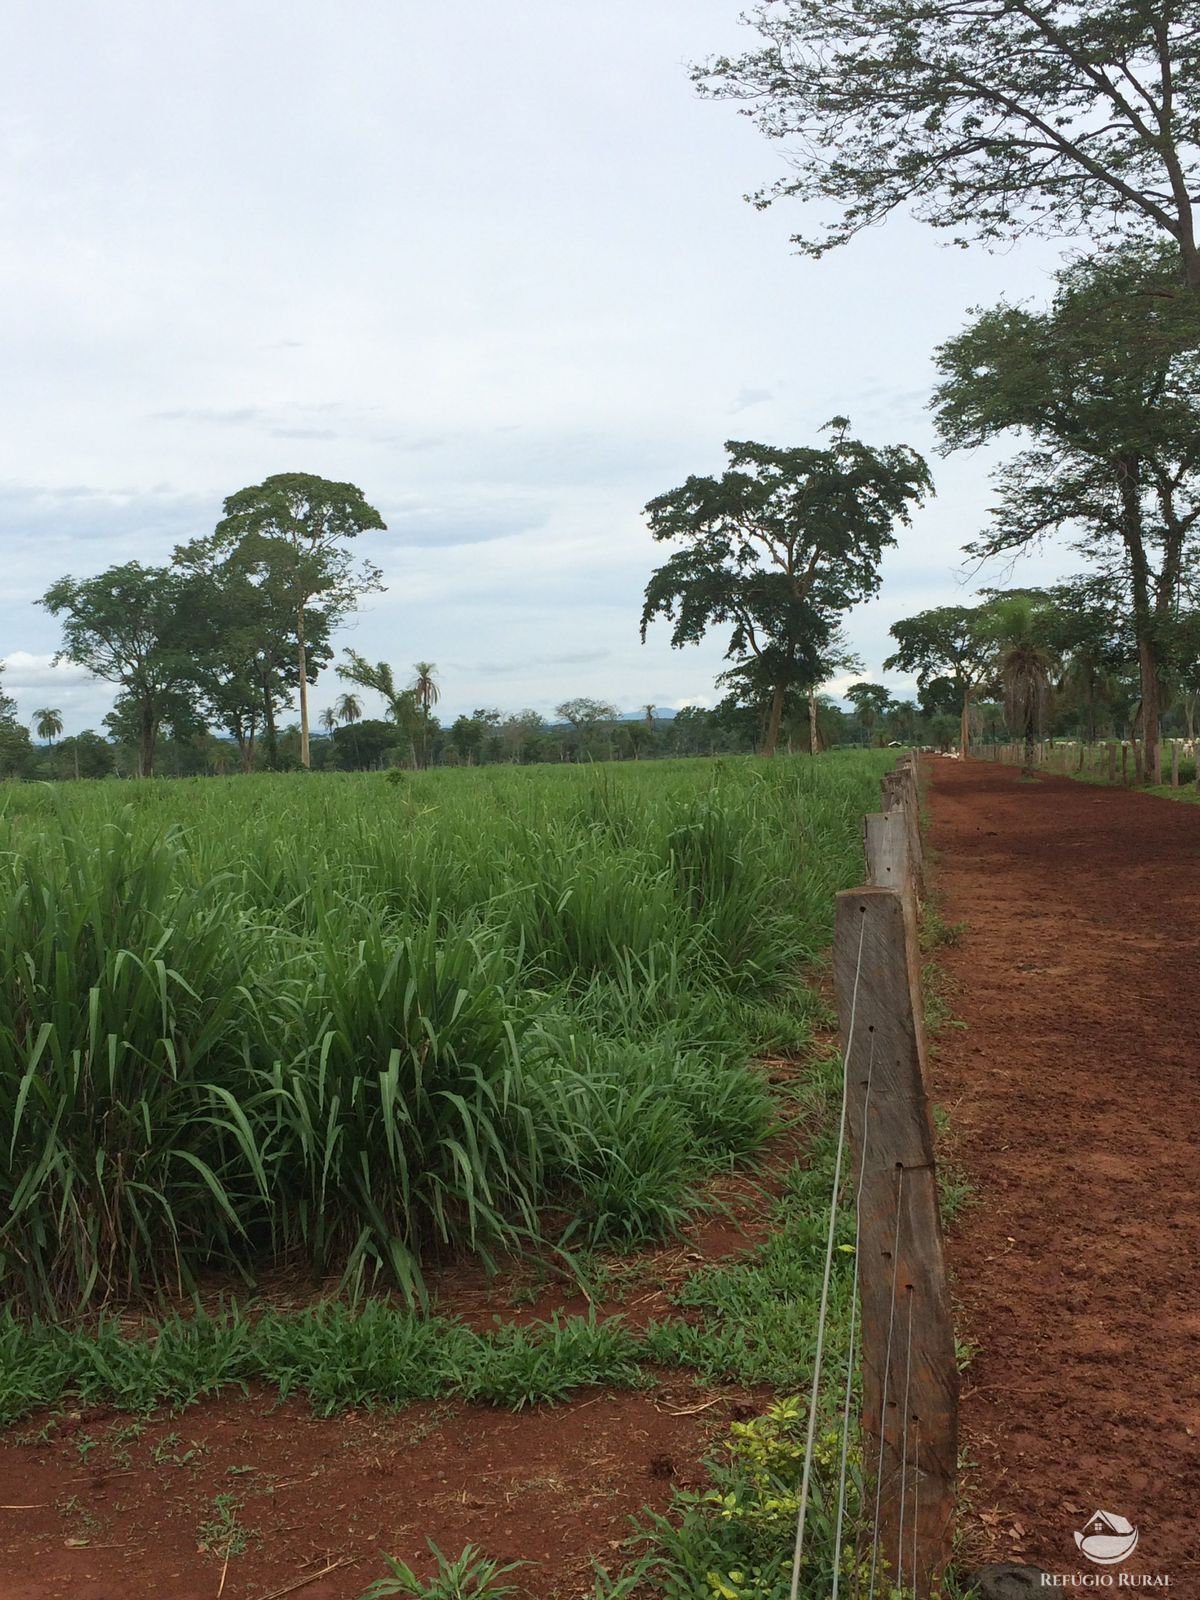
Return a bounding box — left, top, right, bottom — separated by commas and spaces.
214, 473, 385, 769
932, 246, 1200, 780
885, 604, 999, 756
695, 0, 1200, 288
640, 426, 931, 755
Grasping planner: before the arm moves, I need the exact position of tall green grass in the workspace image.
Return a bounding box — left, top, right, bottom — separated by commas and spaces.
0, 754, 892, 1315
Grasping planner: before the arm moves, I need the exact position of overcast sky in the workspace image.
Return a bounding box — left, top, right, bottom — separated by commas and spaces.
1, 0, 1082, 734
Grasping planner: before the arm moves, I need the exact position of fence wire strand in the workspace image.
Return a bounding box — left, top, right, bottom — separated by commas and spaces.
867, 1166, 905, 1600
830, 1028, 876, 1600
788, 910, 867, 1600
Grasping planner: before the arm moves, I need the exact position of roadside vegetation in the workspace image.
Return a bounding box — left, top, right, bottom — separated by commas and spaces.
0, 753, 892, 1319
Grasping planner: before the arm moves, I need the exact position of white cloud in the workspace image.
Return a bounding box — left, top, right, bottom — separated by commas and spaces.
2, 651, 94, 690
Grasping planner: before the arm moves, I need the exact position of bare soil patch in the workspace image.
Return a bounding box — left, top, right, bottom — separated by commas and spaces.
0, 1100, 809, 1598
0, 1383, 760, 1600
926, 758, 1200, 1585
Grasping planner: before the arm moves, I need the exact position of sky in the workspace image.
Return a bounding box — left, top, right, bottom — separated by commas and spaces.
0, 0, 1084, 734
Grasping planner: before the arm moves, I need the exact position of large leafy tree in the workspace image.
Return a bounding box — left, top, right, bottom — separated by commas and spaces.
640, 426, 930, 757
934, 241, 1200, 780
844, 682, 894, 746
885, 605, 998, 758
41, 563, 200, 778
695, 0, 1200, 289
555, 698, 618, 759
933, 247, 1200, 782
214, 474, 385, 769
174, 533, 332, 772
1043, 576, 1131, 742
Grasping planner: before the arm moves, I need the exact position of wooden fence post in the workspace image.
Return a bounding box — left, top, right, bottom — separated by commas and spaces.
882, 762, 924, 903
1121, 742, 1129, 784
1108, 743, 1117, 785
833, 888, 958, 1597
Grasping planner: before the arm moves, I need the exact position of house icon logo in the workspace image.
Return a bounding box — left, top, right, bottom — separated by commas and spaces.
1074, 1510, 1139, 1565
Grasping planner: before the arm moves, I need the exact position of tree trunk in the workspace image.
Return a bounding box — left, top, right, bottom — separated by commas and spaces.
1118, 456, 1161, 785
297, 608, 311, 769
763, 680, 785, 757
959, 686, 971, 759
262, 671, 278, 770
808, 687, 820, 755
73, 746, 80, 781
141, 705, 156, 779
1182, 233, 1200, 294
1136, 634, 1161, 784
1023, 712, 1036, 777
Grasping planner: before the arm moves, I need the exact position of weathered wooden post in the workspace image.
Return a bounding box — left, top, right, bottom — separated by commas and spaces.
1171, 742, 1180, 788
882, 763, 924, 902
1121, 742, 1129, 784
834, 888, 958, 1598
1107, 743, 1117, 784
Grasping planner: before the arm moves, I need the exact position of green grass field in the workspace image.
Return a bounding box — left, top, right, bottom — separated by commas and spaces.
0, 753, 894, 1319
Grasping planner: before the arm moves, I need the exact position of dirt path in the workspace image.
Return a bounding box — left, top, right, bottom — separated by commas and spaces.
926, 758, 1200, 1586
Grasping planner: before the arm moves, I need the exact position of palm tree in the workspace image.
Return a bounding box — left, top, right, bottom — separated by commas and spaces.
410, 663, 440, 768
34, 708, 63, 749
411, 662, 440, 714
318, 706, 338, 736
335, 692, 362, 727
992, 598, 1055, 776
644, 704, 656, 726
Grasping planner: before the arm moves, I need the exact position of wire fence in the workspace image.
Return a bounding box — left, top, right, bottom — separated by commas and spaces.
789, 754, 957, 1600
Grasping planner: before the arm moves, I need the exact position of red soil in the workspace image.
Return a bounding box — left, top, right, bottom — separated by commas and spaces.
0, 1384, 753, 1600
926, 758, 1200, 1586
0, 1110, 804, 1599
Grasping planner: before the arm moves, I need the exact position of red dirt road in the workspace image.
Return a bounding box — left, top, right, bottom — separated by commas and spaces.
926, 759, 1200, 1585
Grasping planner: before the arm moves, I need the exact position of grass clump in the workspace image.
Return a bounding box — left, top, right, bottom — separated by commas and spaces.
0, 754, 893, 1317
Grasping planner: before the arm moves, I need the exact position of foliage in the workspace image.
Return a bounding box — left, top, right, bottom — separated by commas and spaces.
0, 753, 893, 1315
213, 473, 386, 768
885, 605, 998, 756
693, 0, 1200, 289
933, 245, 1200, 781
641, 428, 931, 756
40, 563, 200, 778
360, 1545, 524, 1600
986, 597, 1057, 772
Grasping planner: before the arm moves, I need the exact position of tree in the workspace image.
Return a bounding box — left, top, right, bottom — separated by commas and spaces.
41, 563, 200, 778
335, 691, 362, 726
214, 473, 385, 769
174, 532, 333, 772
555, 698, 618, 759
33, 708, 63, 748
641, 426, 930, 757
1043, 577, 1129, 742
56, 730, 112, 780
410, 663, 440, 768
0, 666, 34, 778
988, 597, 1057, 774
844, 682, 893, 745
933, 248, 1200, 783
1164, 609, 1200, 745
318, 706, 337, 736
885, 605, 997, 758
695, 0, 1200, 290
500, 710, 547, 764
